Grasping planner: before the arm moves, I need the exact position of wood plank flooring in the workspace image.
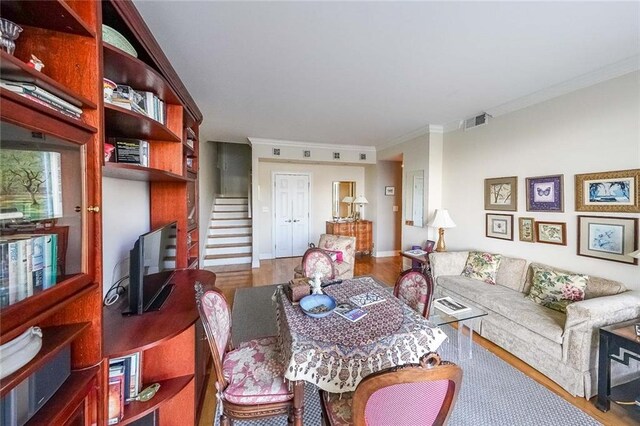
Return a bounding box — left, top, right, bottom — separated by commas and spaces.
199, 255, 635, 426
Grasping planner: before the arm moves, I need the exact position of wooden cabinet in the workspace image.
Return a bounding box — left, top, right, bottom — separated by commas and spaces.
326, 220, 373, 254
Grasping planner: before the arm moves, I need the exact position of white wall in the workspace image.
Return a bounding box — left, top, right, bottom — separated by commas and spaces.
257, 161, 365, 258
102, 178, 150, 296
219, 143, 250, 196
443, 71, 640, 290
198, 141, 218, 262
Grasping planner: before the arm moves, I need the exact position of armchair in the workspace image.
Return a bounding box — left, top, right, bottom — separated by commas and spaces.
294, 234, 356, 280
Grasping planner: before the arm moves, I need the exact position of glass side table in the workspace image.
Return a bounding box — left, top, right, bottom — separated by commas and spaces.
429, 299, 488, 360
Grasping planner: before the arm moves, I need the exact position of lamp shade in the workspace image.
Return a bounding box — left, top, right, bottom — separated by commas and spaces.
627, 249, 640, 259
353, 195, 368, 204
427, 209, 456, 229
341, 196, 354, 203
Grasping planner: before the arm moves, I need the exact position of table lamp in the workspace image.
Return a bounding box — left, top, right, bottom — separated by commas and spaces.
427, 209, 456, 252
341, 196, 354, 219
353, 195, 368, 221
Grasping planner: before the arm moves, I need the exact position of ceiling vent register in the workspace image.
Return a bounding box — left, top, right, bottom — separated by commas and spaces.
463, 113, 491, 131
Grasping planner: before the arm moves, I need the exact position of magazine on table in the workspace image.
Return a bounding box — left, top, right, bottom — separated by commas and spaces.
334, 302, 368, 322
349, 292, 386, 307
433, 296, 471, 314
404, 249, 428, 256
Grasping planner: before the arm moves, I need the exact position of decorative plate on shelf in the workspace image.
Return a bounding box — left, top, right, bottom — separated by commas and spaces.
102, 25, 138, 57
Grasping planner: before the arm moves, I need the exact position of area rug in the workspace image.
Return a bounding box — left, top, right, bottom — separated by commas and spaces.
229, 285, 601, 426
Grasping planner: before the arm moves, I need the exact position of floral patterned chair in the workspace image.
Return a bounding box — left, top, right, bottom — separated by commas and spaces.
393, 268, 434, 318
194, 283, 294, 425
294, 234, 357, 280
320, 352, 463, 426
301, 248, 336, 281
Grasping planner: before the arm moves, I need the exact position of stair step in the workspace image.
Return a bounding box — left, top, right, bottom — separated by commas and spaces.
208, 233, 252, 238
206, 243, 252, 256
215, 197, 249, 205
213, 205, 248, 212
212, 212, 250, 219
206, 243, 252, 248
205, 253, 250, 259
210, 218, 251, 227
203, 255, 252, 266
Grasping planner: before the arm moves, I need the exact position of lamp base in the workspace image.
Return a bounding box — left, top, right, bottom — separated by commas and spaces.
435, 228, 446, 252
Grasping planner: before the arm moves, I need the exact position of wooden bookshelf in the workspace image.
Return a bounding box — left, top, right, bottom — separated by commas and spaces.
0, 1, 96, 37
104, 103, 181, 142
103, 163, 193, 182
119, 375, 194, 425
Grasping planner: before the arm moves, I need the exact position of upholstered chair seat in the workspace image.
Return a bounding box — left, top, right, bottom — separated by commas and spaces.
393, 269, 434, 317
294, 234, 357, 280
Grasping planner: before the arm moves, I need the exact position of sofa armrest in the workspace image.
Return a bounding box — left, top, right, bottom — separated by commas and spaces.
429, 252, 469, 279
565, 291, 640, 332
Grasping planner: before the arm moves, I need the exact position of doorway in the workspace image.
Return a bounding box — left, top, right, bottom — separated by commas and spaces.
273, 173, 310, 258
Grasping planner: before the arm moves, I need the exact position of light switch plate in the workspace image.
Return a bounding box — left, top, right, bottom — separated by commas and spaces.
393, 206, 398, 212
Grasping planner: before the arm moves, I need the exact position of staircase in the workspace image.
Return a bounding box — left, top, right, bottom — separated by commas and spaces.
203, 196, 252, 267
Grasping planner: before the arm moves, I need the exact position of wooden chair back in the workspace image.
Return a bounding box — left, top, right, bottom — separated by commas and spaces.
393, 269, 434, 317
301, 247, 336, 280
195, 282, 231, 389
352, 353, 463, 426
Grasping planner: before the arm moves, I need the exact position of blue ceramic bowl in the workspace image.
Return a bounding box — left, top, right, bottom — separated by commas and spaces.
299, 294, 336, 318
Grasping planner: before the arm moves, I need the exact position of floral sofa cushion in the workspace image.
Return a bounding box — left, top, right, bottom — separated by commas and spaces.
222, 336, 293, 405
527, 266, 588, 313
322, 391, 354, 426
461, 252, 503, 285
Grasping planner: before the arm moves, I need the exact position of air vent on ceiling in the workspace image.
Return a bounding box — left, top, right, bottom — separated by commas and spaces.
463, 113, 491, 131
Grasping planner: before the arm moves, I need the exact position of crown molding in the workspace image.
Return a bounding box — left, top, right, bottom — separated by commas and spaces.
248, 137, 376, 152
376, 125, 430, 150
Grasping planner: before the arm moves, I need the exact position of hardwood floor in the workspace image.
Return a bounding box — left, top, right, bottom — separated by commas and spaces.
199, 255, 635, 426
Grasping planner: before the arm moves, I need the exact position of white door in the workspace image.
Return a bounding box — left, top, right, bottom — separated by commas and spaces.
274, 174, 310, 257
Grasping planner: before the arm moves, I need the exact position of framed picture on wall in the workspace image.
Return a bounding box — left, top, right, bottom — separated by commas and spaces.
518, 217, 535, 242
484, 176, 517, 211
535, 221, 567, 246
526, 174, 564, 212
486, 213, 514, 240
577, 215, 638, 264
575, 169, 639, 212
385, 186, 395, 196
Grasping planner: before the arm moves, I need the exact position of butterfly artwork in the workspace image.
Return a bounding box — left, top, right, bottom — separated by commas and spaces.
526, 175, 564, 212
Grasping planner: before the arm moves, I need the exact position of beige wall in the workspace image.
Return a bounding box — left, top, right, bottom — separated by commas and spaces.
443, 71, 640, 290
365, 161, 403, 256
198, 141, 218, 261
256, 161, 366, 258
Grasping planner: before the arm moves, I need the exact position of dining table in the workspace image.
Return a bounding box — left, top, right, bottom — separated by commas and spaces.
272, 275, 447, 425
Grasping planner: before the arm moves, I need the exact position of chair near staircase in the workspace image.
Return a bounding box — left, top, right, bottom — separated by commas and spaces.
195, 283, 294, 425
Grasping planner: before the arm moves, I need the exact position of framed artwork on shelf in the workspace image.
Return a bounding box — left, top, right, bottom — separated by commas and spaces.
385, 186, 395, 196
486, 213, 514, 240
518, 217, 535, 242
484, 176, 517, 211
526, 174, 563, 212
577, 215, 638, 264
575, 169, 639, 212
535, 221, 567, 246
425, 240, 436, 252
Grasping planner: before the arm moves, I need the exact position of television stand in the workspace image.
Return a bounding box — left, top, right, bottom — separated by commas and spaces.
145, 283, 175, 312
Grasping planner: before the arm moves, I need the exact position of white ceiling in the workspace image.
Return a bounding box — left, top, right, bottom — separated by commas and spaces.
134, 1, 640, 147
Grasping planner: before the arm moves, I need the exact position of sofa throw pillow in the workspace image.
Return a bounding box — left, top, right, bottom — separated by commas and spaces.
527, 266, 588, 313
461, 252, 502, 285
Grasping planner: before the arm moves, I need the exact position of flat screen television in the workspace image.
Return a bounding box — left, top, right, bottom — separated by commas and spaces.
124, 222, 177, 315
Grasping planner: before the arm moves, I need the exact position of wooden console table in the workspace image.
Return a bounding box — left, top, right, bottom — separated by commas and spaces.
326, 220, 372, 255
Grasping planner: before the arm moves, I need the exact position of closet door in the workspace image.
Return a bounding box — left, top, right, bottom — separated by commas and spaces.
274, 174, 310, 257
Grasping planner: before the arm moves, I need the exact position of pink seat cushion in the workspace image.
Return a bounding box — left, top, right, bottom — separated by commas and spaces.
323, 249, 344, 263
364, 380, 449, 425
322, 391, 354, 426
222, 337, 293, 405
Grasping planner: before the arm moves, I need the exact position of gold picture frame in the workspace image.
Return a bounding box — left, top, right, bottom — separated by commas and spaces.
484, 176, 517, 211
518, 217, 535, 242
575, 169, 639, 212
535, 221, 567, 246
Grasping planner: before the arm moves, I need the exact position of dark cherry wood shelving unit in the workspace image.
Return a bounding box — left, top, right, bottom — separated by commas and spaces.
0, 1, 96, 37
103, 162, 192, 182
120, 375, 194, 425
104, 103, 181, 142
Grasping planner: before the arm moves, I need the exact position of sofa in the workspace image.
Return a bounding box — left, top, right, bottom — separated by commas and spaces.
294, 234, 356, 279
430, 251, 640, 398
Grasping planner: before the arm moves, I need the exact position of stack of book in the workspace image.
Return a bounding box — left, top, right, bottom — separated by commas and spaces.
105, 138, 149, 167
0, 233, 58, 307
108, 84, 166, 124
0, 79, 83, 120
108, 352, 141, 424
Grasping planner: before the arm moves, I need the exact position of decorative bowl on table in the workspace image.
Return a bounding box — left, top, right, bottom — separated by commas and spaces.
299, 294, 336, 318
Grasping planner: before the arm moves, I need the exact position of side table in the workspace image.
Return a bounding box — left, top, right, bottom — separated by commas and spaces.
595, 319, 640, 413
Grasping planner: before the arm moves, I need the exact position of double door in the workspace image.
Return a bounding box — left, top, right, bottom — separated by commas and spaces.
274, 174, 310, 258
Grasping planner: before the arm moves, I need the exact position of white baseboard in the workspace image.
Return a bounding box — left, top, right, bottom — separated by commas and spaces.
259, 253, 274, 260
373, 250, 399, 258
252, 258, 261, 268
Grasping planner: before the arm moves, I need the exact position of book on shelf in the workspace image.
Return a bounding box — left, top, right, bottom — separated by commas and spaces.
109, 138, 149, 167
349, 291, 386, 308
108, 363, 126, 425
433, 296, 471, 315
0, 79, 83, 119
109, 352, 141, 402
108, 84, 166, 124
334, 302, 368, 322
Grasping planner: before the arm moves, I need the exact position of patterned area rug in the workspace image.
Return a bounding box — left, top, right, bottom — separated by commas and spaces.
227, 285, 601, 426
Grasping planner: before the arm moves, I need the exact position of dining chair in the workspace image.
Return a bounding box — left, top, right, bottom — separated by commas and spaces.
301, 247, 336, 281
319, 352, 463, 426
294, 234, 356, 279
194, 283, 294, 426
393, 268, 434, 318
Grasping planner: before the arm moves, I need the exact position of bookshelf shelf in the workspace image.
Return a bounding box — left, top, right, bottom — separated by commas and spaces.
0, 51, 97, 109
103, 163, 192, 182
0, 89, 97, 135
0, 1, 96, 37
0, 323, 90, 397
105, 103, 181, 142
103, 43, 181, 105
119, 375, 194, 425
25, 366, 99, 426
0, 276, 95, 340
